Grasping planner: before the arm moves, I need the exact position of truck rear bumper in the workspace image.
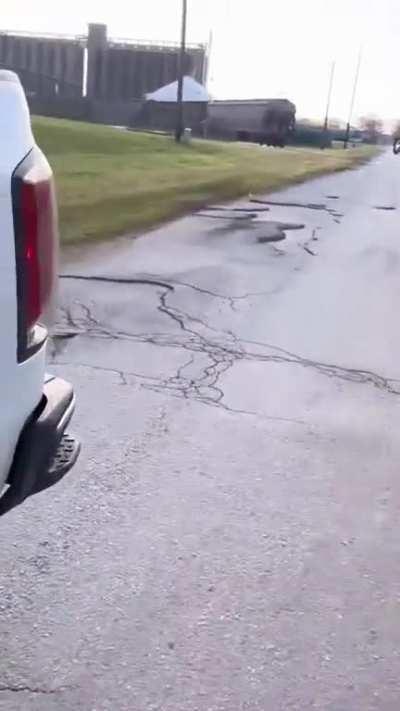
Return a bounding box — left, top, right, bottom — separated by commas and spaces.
0, 375, 80, 516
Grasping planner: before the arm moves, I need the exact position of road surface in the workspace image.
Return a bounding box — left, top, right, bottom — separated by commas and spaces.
1, 150, 400, 710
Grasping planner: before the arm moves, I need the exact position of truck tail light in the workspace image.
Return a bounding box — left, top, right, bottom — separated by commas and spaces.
12, 148, 58, 362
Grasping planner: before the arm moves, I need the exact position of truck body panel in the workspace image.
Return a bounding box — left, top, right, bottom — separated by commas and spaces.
0, 71, 44, 488
0, 70, 80, 513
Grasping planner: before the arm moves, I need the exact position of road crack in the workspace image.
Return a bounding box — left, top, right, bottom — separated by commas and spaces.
60, 272, 274, 313
60, 275, 174, 291
0, 684, 67, 695
53, 275, 400, 417
249, 197, 343, 225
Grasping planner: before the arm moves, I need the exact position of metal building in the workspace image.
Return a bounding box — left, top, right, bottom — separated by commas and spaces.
0, 23, 208, 101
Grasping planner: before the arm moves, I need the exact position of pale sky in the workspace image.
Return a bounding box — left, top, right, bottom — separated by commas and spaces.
2, 0, 400, 124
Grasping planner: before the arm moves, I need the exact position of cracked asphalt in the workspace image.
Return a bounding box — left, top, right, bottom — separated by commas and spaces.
2, 149, 400, 710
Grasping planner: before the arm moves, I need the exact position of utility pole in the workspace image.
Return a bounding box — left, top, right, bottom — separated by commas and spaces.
175, 0, 188, 142
344, 48, 362, 149
323, 61, 336, 133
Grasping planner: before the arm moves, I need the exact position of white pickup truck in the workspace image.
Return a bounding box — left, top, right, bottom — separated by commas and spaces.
0, 70, 79, 515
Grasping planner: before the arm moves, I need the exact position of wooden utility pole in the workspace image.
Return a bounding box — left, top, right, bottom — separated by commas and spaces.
323, 61, 336, 133
175, 0, 188, 142
344, 48, 362, 149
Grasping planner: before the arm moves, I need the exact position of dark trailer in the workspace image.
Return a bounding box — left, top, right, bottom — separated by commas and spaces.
207, 98, 296, 147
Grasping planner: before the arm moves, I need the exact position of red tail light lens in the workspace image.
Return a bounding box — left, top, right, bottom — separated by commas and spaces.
20, 181, 41, 330
12, 148, 58, 362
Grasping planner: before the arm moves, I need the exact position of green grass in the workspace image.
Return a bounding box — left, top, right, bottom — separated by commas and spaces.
32, 116, 378, 244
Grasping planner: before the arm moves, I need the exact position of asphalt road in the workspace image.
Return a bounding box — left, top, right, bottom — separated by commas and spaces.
2, 149, 400, 710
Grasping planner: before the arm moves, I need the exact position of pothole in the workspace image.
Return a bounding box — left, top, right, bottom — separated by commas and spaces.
198, 212, 257, 220
257, 233, 286, 244
257, 221, 305, 244
204, 205, 270, 213
250, 198, 327, 211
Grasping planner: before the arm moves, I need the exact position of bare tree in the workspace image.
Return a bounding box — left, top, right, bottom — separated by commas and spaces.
358, 115, 383, 144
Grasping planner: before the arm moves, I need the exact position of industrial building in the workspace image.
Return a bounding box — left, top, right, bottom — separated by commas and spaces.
0, 23, 296, 145
0, 23, 207, 101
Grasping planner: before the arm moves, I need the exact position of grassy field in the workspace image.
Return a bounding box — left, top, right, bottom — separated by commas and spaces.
32, 116, 378, 244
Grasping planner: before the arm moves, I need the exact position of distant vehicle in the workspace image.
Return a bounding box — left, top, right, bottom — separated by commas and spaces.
207, 99, 296, 147
0, 70, 80, 516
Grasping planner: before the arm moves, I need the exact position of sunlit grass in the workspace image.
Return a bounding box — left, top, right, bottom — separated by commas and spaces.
32, 116, 378, 243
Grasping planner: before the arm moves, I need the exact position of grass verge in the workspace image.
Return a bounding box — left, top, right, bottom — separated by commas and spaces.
32, 116, 379, 244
